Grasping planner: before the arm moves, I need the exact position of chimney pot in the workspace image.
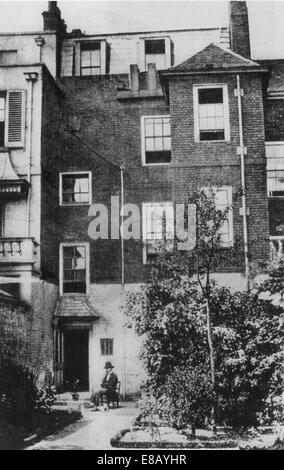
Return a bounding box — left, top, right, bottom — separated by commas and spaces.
130, 64, 140, 92
147, 63, 157, 91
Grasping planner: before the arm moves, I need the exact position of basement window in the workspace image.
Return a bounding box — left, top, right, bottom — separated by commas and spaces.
145, 39, 166, 70
141, 115, 171, 165
100, 338, 113, 356
194, 85, 230, 142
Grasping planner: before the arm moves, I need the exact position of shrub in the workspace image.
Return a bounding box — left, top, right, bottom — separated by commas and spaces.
153, 364, 214, 434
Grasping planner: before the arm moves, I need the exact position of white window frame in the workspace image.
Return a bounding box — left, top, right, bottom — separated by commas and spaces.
142, 202, 174, 264
193, 84, 230, 143
75, 39, 107, 76
59, 242, 90, 296
266, 141, 284, 197
141, 115, 171, 167
59, 171, 92, 206
202, 186, 233, 247
140, 36, 171, 71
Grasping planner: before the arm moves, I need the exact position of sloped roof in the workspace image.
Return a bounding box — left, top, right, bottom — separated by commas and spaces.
54, 296, 99, 319
165, 43, 263, 73
258, 60, 284, 96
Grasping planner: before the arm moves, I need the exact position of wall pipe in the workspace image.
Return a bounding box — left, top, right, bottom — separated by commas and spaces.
236, 74, 250, 288
24, 72, 38, 237
120, 163, 127, 400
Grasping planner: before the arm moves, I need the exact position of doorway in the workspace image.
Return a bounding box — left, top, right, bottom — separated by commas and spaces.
64, 328, 89, 391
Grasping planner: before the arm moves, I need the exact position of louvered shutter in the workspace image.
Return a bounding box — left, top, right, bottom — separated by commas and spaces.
5, 90, 25, 148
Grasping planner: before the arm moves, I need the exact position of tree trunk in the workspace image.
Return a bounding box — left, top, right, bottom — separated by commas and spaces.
205, 297, 217, 434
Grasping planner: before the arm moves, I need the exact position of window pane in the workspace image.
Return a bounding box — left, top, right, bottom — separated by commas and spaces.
100, 338, 113, 355
146, 137, 155, 151
145, 39, 165, 54
154, 137, 163, 150
198, 88, 223, 104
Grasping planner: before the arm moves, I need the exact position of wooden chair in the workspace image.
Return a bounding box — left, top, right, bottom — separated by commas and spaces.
100, 381, 121, 408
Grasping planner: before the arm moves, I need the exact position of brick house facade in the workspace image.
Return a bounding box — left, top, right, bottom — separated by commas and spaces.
0, 1, 283, 396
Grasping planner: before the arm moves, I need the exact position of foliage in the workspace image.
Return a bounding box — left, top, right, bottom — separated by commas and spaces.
35, 386, 56, 412
154, 364, 214, 432
126, 250, 208, 389
0, 301, 55, 429
209, 287, 283, 426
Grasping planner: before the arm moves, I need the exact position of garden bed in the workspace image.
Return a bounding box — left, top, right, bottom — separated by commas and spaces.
111, 425, 284, 450
0, 409, 82, 450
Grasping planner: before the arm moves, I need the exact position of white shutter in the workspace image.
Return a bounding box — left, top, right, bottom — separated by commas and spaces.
5, 90, 25, 148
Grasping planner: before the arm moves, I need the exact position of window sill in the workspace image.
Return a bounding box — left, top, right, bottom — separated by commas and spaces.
142, 162, 171, 167
60, 203, 92, 207
195, 140, 230, 144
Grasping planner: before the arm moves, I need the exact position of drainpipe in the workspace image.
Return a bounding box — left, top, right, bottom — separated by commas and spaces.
236, 74, 250, 288
24, 72, 38, 237
35, 36, 45, 64
120, 163, 127, 400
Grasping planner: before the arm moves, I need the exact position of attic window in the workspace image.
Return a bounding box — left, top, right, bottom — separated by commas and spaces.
194, 84, 230, 142
145, 39, 166, 70
81, 42, 101, 76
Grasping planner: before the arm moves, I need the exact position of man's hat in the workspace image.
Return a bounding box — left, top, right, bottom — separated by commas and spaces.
104, 361, 114, 369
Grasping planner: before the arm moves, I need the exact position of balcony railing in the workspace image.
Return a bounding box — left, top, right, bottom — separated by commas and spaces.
0, 237, 39, 265
270, 236, 284, 261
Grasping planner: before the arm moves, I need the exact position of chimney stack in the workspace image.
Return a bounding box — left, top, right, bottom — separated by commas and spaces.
229, 1, 251, 59
42, 1, 66, 34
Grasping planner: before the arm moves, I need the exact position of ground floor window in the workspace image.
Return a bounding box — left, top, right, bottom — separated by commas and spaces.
100, 338, 113, 356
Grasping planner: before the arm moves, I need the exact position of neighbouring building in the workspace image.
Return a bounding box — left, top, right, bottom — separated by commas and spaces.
0, 1, 283, 396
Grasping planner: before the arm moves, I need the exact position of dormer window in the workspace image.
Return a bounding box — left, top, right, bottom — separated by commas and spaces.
145, 39, 166, 70
81, 42, 101, 76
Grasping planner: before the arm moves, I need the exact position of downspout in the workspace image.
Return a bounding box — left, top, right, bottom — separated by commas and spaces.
24, 72, 38, 237
120, 163, 126, 400
236, 74, 250, 288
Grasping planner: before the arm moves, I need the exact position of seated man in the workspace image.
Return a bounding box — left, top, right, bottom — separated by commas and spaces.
90, 361, 118, 410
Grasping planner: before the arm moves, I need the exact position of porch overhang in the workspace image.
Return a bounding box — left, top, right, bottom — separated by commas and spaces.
53, 295, 100, 327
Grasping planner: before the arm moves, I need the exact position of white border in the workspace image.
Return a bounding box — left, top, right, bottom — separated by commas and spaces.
59, 171, 92, 206
59, 241, 90, 296
193, 84, 230, 143
141, 115, 171, 167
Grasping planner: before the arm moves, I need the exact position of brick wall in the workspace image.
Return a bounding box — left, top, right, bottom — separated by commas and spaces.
57, 69, 269, 284
264, 99, 284, 141
168, 72, 269, 267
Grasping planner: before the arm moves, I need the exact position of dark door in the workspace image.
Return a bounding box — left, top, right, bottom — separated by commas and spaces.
64, 329, 89, 391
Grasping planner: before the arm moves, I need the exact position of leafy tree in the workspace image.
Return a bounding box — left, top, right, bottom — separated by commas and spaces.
210, 287, 283, 426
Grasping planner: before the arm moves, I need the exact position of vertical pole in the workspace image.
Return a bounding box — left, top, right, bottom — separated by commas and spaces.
120, 164, 126, 400
237, 74, 250, 288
